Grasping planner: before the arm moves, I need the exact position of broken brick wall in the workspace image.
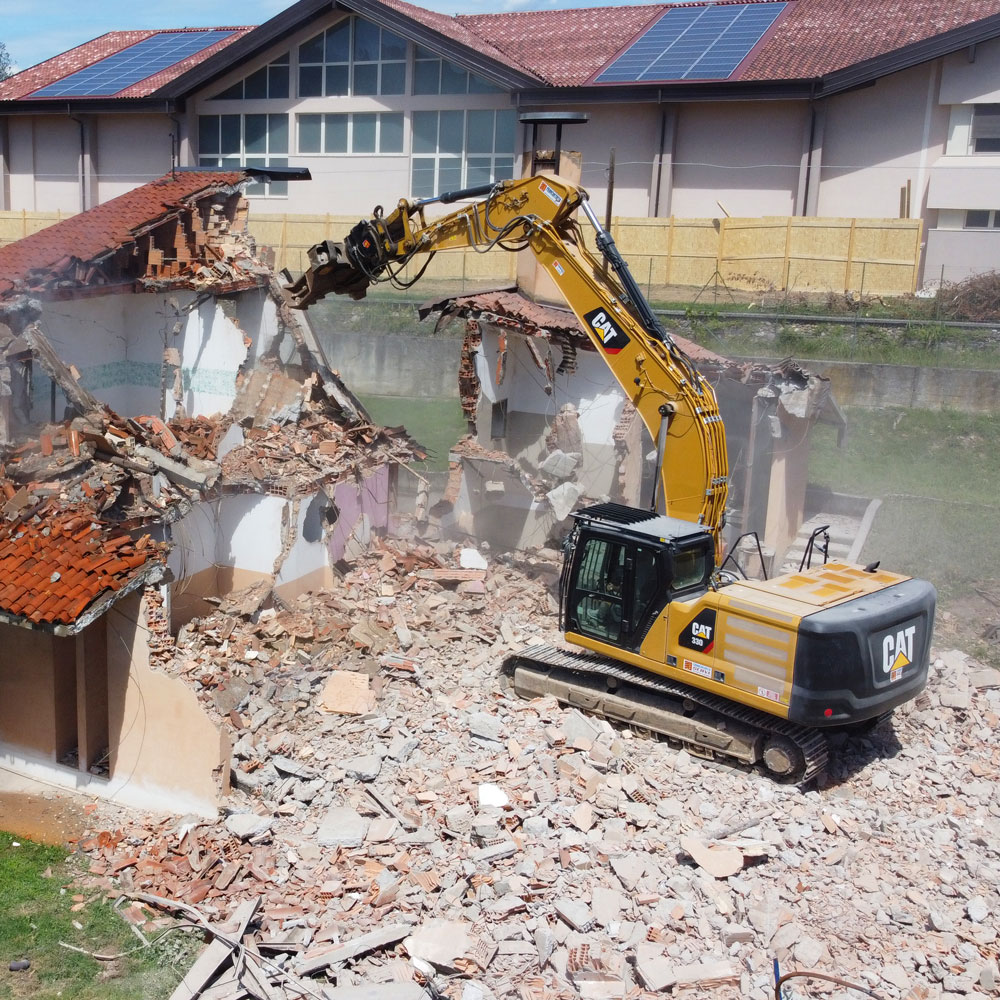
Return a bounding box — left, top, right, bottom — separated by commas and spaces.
168, 492, 342, 628
473, 330, 627, 496
451, 328, 640, 550
33, 288, 288, 423
106, 590, 229, 814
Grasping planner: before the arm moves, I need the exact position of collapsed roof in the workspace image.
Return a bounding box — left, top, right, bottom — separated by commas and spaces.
0, 171, 417, 634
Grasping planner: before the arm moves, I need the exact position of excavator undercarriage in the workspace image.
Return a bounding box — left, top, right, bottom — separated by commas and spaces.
502, 643, 830, 782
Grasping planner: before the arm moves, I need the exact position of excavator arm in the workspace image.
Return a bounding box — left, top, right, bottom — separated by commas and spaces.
281, 173, 729, 544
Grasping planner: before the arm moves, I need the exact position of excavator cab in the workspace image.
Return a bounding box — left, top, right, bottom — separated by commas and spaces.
561, 503, 714, 653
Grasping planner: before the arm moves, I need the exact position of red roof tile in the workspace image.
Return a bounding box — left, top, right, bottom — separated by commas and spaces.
461, 0, 1000, 86
744, 0, 1000, 80
0, 171, 246, 291
0, 505, 163, 626
0, 27, 253, 101
1, 0, 998, 103
458, 4, 665, 87
376, 0, 540, 78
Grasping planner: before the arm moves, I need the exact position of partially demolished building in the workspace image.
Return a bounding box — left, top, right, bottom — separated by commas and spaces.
424, 289, 844, 565
0, 170, 414, 813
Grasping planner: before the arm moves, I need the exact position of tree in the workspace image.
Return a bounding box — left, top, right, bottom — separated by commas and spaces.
0, 43, 11, 81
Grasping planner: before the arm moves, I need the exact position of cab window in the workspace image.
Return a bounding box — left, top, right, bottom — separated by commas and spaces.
671, 543, 711, 593
631, 544, 661, 632
572, 537, 625, 642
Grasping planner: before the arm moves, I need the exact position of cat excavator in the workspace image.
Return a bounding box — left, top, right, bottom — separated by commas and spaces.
282, 173, 935, 781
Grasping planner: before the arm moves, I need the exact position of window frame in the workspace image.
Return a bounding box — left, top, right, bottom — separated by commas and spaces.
971, 103, 1000, 153
298, 17, 407, 98
198, 113, 290, 198
209, 55, 290, 101
296, 112, 404, 155
412, 45, 502, 96
410, 109, 515, 199
963, 209, 1000, 229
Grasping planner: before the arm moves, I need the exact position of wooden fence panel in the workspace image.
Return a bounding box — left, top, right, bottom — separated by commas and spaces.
0, 210, 921, 296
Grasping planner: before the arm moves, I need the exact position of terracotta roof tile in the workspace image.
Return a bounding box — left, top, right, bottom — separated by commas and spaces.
0, 506, 163, 626
0, 171, 246, 290
744, 0, 1000, 80
0, 27, 253, 101
376, 0, 540, 78
457, 4, 666, 87
1, 0, 997, 106
458, 0, 1000, 86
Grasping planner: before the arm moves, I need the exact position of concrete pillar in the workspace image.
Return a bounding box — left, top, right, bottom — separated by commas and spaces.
651, 106, 677, 217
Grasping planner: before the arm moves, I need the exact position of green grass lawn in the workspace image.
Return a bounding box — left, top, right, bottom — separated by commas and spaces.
359, 393, 467, 471
0, 833, 196, 1000
809, 408, 1000, 601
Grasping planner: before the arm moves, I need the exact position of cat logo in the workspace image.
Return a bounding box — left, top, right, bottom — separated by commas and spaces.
882, 624, 917, 674
583, 307, 630, 355
679, 608, 716, 654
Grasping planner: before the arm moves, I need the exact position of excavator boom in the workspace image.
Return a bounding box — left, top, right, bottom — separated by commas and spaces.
282, 174, 729, 543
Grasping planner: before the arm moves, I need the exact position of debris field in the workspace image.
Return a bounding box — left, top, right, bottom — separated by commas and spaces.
75, 542, 999, 1000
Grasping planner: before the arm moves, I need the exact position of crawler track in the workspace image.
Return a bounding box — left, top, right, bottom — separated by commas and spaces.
502, 643, 828, 783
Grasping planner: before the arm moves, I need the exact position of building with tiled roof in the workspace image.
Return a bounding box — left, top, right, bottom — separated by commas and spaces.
0, 167, 415, 814
2, 0, 1000, 283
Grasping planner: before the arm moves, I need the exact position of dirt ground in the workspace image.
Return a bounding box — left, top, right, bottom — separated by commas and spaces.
0, 771, 102, 847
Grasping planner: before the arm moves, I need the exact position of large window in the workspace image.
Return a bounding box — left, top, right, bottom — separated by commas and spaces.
971, 104, 1000, 153
964, 209, 1000, 229
199, 114, 289, 197
412, 46, 501, 95
210, 55, 290, 100
297, 113, 403, 154
411, 109, 515, 198
298, 18, 406, 97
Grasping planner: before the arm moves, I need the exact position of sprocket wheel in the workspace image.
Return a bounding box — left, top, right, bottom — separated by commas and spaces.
762, 734, 806, 779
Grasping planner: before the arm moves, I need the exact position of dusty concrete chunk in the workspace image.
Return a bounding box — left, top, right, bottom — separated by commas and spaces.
635, 944, 676, 992
319, 671, 376, 715
323, 985, 426, 1000
317, 806, 370, 848
404, 919, 474, 972
298, 924, 412, 975
342, 754, 382, 782
468, 712, 505, 744
680, 835, 744, 879
224, 813, 273, 840
610, 855, 645, 891
554, 898, 593, 932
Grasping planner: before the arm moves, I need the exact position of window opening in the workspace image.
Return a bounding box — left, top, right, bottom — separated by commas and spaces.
199, 114, 289, 196
411, 109, 515, 198
210, 55, 290, 100
298, 17, 406, 97
297, 112, 403, 154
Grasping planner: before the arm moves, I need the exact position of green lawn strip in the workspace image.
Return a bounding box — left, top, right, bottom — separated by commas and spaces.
808, 408, 1000, 602
359, 393, 467, 472
0, 833, 195, 1000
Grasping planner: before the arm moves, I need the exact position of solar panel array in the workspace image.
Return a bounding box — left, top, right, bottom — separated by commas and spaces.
595, 3, 788, 84
32, 30, 238, 97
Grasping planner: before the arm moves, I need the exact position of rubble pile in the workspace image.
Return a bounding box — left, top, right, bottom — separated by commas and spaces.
76, 547, 999, 1000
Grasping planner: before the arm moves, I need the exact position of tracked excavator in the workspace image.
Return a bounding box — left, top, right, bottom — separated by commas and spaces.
282, 173, 935, 781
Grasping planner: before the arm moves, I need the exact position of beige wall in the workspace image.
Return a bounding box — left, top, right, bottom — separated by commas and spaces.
96, 115, 175, 202
817, 63, 949, 220
8, 117, 82, 212
571, 104, 663, 218
671, 101, 802, 218
0, 626, 62, 757
107, 592, 230, 811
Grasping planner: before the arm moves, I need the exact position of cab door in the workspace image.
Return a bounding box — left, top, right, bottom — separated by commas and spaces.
566, 534, 666, 652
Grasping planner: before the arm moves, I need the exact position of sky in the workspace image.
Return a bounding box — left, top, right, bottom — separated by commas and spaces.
1, 0, 660, 73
